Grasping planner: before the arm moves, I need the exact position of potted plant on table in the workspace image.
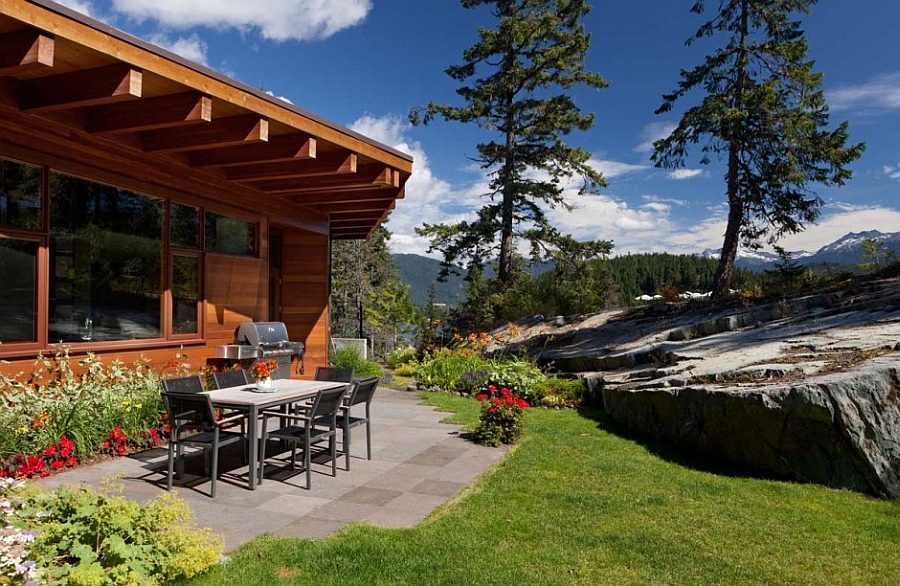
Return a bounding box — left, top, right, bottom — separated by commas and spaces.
250, 359, 279, 391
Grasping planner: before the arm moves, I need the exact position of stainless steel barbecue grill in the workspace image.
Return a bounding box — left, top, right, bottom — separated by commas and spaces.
214, 322, 305, 378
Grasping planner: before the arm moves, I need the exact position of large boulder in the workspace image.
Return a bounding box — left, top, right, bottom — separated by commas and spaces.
602, 358, 900, 497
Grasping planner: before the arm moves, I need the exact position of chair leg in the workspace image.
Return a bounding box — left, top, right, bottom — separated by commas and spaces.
166, 443, 175, 490
366, 421, 372, 460
210, 443, 218, 498
343, 422, 351, 471
330, 435, 337, 477
305, 443, 312, 489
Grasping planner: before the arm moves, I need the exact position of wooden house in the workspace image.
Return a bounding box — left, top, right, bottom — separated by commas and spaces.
0, 0, 412, 378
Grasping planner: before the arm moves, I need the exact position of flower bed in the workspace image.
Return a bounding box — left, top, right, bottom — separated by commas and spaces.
0, 347, 176, 479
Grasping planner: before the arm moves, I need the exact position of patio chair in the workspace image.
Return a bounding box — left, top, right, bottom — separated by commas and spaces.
212, 369, 251, 389
334, 376, 379, 471
314, 366, 355, 382
258, 383, 349, 489
160, 390, 246, 498
161, 374, 205, 394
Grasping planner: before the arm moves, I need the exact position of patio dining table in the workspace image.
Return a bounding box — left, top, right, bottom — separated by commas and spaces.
203, 378, 347, 490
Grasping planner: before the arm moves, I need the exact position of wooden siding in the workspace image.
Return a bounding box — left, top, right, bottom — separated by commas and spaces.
280, 229, 330, 378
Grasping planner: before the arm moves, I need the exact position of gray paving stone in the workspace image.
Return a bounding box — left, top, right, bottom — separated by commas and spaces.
35, 388, 509, 552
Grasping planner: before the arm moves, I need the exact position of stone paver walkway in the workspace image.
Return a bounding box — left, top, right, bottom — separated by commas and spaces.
38, 389, 507, 551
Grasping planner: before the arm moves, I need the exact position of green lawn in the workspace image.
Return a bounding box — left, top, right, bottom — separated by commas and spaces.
180, 393, 900, 585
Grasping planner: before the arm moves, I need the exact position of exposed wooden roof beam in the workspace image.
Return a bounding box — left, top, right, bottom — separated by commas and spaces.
313, 199, 395, 214
87, 92, 212, 134
22, 64, 141, 112
225, 152, 356, 182
187, 133, 315, 168
141, 114, 267, 153
331, 228, 372, 240
288, 186, 404, 205
330, 212, 387, 227
0, 29, 54, 74
258, 165, 393, 195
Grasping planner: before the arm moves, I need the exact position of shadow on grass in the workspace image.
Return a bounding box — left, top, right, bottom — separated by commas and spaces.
575, 405, 775, 482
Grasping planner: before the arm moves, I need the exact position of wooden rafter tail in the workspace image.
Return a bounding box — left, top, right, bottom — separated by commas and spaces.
187, 133, 315, 167
226, 152, 357, 182
0, 29, 54, 74
287, 187, 402, 205
141, 115, 268, 153
260, 165, 394, 195
21, 64, 141, 111
87, 92, 212, 134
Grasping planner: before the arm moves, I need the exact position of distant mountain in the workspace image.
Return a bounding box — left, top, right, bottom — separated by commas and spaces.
392, 253, 467, 307
699, 230, 900, 270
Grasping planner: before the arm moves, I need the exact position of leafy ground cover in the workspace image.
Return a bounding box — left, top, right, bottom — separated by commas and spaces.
179, 393, 900, 585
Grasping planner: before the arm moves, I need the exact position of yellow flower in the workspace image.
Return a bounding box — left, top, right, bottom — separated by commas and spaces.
18, 426, 29, 435
135, 403, 143, 409
125, 407, 131, 413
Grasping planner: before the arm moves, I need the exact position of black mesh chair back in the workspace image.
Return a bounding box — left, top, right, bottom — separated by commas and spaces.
161, 375, 205, 394
212, 369, 250, 389
259, 383, 350, 489
160, 390, 244, 498
337, 376, 379, 470
314, 366, 355, 382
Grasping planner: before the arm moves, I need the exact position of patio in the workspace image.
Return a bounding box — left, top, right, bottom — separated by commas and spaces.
36, 388, 508, 551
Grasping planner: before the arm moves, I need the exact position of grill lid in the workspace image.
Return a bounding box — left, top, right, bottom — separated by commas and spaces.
235, 322, 290, 347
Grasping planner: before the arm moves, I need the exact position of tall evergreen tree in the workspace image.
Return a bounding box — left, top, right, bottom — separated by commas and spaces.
652, 0, 864, 300
410, 0, 610, 285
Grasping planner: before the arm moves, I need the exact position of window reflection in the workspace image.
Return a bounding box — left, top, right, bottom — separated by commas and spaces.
0, 238, 37, 343
205, 211, 255, 256
48, 173, 162, 342
172, 255, 199, 334
0, 158, 42, 230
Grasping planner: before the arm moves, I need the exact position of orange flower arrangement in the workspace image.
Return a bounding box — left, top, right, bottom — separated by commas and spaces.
250, 359, 279, 380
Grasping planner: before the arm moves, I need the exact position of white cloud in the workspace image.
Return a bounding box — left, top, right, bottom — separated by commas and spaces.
590, 158, 650, 178
884, 164, 900, 181
829, 71, 900, 112
264, 91, 294, 105
111, 0, 371, 41
349, 114, 478, 257
55, 0, 95, 17
149, 33, 208, 65
667, 168, 703, 180
777, 205, 900, 252
633, 121, 677, 154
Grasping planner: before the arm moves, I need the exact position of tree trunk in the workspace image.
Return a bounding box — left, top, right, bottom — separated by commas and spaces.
498, 87, 517, 285
713, 0, 749, 302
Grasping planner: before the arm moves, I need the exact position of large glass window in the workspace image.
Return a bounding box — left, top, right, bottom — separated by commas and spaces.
0, 238, 38, 343
0, 158, 42, 230
205, 211, 256, 256
48, 173, 163, 342
170, 202, 200, 249
172, 254, 199, 335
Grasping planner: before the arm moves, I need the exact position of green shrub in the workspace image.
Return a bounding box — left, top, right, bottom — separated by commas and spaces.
412, 348, 492, 391
386, 346, 418, 369
331, 347, 384, 379
471, 386, 529, 446
530, 377, 586, 406
485, 359, 546, 403
6, 480, 223, 585
392, 361, 419, 377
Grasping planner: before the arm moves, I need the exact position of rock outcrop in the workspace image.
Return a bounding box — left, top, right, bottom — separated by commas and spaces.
488, 277, 900, 496
602, 358, 900, 496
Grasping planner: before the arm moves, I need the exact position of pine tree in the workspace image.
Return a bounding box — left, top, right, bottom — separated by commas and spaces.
653, 0, 864, 301
410, 0, 610, 285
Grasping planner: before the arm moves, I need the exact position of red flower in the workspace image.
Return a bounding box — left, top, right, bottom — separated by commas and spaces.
163, 424, 171, 435
44, 445, 58, 456
476, 394, 488, 402
66, 457, 78, 467
488, 407, 496, 414
60, 446, 71, 458
116, 445, 127, 455
493, 398, 502, 406
50, 460, 65, 470
517, 399, 529, 409
488, 384, 497, 393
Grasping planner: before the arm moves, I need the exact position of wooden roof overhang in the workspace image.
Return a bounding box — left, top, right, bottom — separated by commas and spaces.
0, 0, 412, 240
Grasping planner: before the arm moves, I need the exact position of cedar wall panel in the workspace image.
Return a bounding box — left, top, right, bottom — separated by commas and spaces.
281, 229, 330, 378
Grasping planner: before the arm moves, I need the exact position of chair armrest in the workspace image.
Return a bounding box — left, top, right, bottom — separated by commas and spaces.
216, 412, 246, 427
259, 409, 311, 423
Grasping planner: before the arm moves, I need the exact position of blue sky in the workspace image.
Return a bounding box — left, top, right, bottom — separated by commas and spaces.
56, 0, 900, 258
